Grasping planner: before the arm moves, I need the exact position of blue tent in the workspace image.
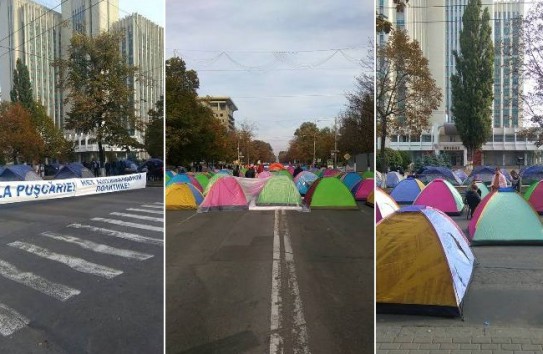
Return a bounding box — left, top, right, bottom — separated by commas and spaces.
385, 171, 402, 188
454, 169, 468, 182
341, 172, 363, 192
54, 163, 94, 179
390, 177, 425, 204
165, 173, 192, 187
295, 171, 318, 195
0, 165, 42, 181
465, 166, 511, 185
520, 165, 543, 185
416, 166, 462, 185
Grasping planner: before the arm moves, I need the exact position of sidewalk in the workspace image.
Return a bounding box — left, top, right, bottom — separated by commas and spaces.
377, 324, 543, 353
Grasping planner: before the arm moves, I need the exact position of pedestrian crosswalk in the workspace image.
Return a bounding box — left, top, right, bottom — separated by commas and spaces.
0, 201, 164, 338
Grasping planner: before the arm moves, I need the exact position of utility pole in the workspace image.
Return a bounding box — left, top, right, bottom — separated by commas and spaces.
334, 117, 338, 168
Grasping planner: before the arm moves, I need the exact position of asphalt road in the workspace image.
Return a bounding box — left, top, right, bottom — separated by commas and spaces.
0, 187, 164, 353
166, 203, 374, 354
377, 213, 543, 329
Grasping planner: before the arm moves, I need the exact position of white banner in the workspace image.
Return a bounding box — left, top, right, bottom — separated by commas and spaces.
0, 173, 146, 205
0, 180, 77, 204
75, 173, 147, 197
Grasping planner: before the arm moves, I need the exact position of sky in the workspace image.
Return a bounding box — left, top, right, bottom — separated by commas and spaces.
166, 0, 373, 155
35, 0, 164, 26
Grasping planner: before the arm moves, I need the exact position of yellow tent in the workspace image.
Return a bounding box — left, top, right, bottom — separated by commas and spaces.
166, 184, 203, 210
366, 190, 374, 206
377, 205, 475, 317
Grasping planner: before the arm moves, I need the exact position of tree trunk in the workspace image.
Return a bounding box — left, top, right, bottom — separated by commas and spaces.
380, 117, 387, 173
98, 139, 105, 176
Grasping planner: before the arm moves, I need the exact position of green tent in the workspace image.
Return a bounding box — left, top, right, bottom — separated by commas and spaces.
257, 176, 302, 206
470, 190, 543, 245
475, 181, 489, 198
271, 170, 293, 179
362, 170, 374, 179
304, 177, 358, 209
194, 173, 209, 191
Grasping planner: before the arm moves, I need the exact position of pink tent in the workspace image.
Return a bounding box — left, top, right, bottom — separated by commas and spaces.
287, 166, 295, 175
413, 178, 464, 215
257, 171, 272, 178
353, 178, 374, 201
323, 168, 342, 177
187, 175, 203, 192
375, 188, 399, 223
198, 176, 248, 212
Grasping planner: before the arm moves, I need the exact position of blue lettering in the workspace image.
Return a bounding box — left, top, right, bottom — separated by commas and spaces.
1, 186, 12, 198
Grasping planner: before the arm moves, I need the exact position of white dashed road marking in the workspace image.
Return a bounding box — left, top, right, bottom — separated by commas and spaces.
269, 210, 311, 354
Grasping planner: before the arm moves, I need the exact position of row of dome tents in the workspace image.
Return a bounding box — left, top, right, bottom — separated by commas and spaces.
166, 175, 361, 211
0, 163, 95, 181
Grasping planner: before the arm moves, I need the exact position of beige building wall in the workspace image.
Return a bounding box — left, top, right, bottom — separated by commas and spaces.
200, 97, 237, 131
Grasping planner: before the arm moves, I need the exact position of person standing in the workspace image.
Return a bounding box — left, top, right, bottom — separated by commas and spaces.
465, 183, 482, 219
510, 170, 521, 193
491, 167, 507, 192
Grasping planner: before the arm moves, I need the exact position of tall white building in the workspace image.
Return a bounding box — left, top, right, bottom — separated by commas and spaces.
0, 0, 163, 161
113, 13, 164, 142
0, 0, 62, 125
378, 0, 539, 167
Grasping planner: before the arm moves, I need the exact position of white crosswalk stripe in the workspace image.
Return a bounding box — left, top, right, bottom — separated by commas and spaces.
109, 212, 163, 223
0, 259, 80, 301
126, 208, 164, 215
0, 303, 29, 337
91, 218, 163, 232
140, 204, 163, 209
8, 242, 123, 279
41, 232, 154, 260
67, 224, 163, 245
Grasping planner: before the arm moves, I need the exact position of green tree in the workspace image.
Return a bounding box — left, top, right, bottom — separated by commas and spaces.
376, 29, 441, 173
165, 56, 230, 166
54, 31, 141, 168
376, 148, 403, 172
10, 58, 34, 111
450, 0, 494, 161
0, 103, 45, 163
11, 59, 72, 161
33, 102, 74, 161
250, 140, 275, 163
145, 96, 164, 158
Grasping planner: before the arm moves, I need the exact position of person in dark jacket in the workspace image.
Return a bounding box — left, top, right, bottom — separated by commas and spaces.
465, 183, 481, 219
245, 165, 255, 178
293, 164, 303, 178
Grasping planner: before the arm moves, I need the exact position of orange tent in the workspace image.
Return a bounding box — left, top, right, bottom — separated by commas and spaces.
269, 162, 285, 171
